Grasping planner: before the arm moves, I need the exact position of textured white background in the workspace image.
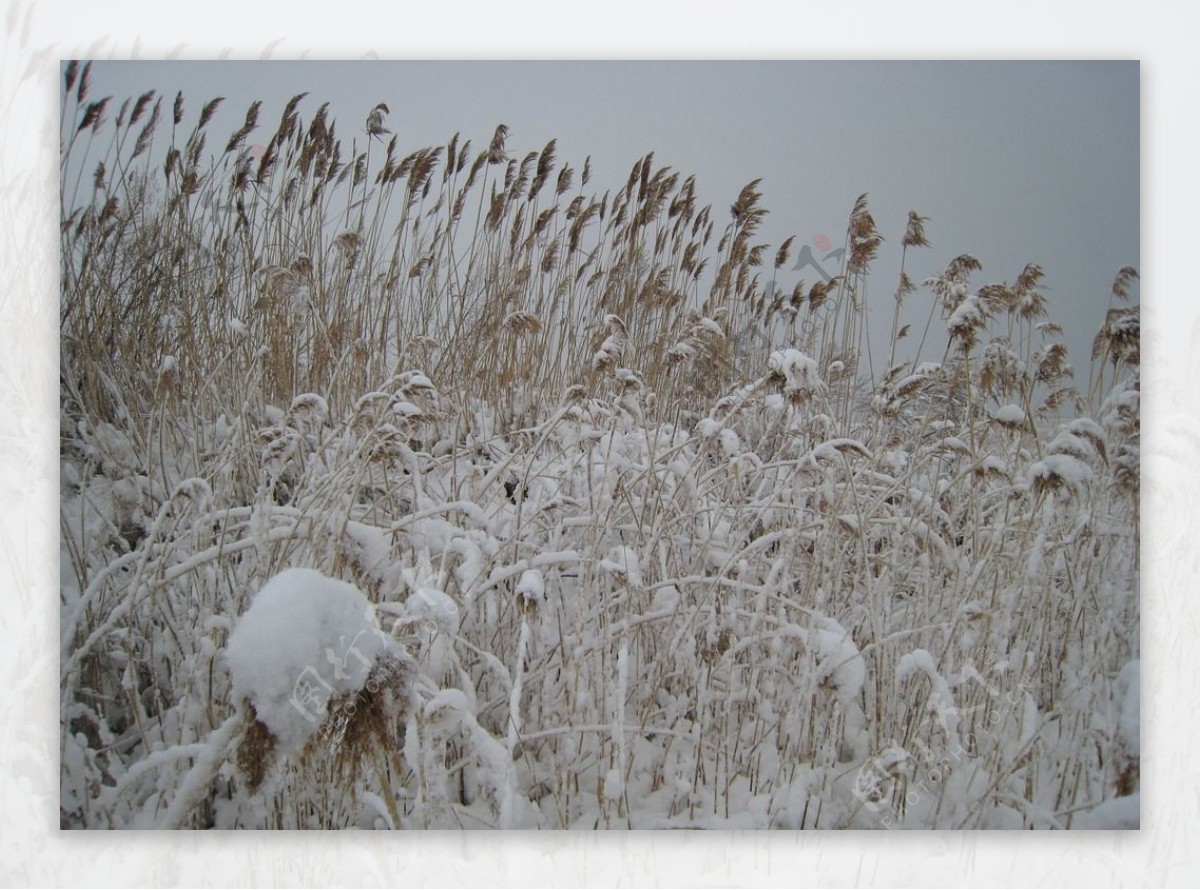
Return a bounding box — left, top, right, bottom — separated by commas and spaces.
11, 1, 1198, 885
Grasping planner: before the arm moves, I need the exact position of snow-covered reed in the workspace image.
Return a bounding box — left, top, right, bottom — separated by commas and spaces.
60, 68, 1139, 828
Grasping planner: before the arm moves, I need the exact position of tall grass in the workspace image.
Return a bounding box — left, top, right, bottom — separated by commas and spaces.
60, 66, 1140, 829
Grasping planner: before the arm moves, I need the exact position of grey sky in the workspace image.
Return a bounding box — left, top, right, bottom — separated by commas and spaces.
79, 60, 1139, 379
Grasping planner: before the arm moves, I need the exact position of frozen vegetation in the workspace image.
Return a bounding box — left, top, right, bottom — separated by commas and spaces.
59, 67, 1139, 828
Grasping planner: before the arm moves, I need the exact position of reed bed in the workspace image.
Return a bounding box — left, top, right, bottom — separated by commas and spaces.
60, 66, 1140, 829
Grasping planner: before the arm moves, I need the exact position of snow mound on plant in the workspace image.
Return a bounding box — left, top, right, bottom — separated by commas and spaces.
993, 403, 1026, 426
225, 567, 392, 752
768, 349, 825, 401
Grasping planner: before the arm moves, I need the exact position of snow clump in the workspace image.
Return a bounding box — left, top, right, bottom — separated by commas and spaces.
225, 568, 393, 752
768, 349, 825, 404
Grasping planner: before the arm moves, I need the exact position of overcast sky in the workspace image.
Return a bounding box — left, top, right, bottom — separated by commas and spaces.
78, 60, 1138, 386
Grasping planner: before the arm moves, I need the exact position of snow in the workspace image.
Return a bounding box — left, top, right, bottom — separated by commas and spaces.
1048, 432, 1098, 464
947, 293, 986, 337
1027, 453, 1093, 494
61, 329, 1139, 830
341, 520, 394, 588
515, 568, 545, 603
599, 546, 642, 588
1116, 659, 1139, 757
768, 349, 825, 401
718, 427, 741, 457
1067, 417, 1106, 442
402, 550, 459, 632
940, 436, 970, 454
896, 648, 937, 682
812, 617, 866, 703
896, 648, 961, 748
225, 568, 393, 752
1072, 792, 1140, 829
994, 404, 1026, 425
395, 370, 435, 392
288, 392, 328, 430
